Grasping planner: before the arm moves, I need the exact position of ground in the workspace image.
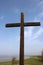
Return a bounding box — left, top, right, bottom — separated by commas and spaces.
0, 57, 43, 65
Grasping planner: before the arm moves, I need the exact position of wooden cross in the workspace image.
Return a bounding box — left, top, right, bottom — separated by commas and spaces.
5, 12, 40, 65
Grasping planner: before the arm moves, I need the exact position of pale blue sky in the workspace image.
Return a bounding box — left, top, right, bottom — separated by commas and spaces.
0, 0, 43, 56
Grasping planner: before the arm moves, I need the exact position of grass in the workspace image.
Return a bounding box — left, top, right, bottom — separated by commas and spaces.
0, 57, 43, 65
24, 57, 43, 65
0, 61, 11, 65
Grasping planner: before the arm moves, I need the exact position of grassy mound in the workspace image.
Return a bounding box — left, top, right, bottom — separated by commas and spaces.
0, 57, 43, 65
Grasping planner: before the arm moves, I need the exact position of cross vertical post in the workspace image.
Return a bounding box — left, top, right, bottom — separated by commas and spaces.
20, 13, 24, 65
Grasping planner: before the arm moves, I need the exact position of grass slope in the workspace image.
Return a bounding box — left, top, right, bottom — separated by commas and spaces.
24, 57, 43, 65
0, 61, 11, 65
0, 57, 43, 65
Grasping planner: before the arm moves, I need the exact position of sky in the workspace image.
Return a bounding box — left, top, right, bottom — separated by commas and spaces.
0, 0, 43, 56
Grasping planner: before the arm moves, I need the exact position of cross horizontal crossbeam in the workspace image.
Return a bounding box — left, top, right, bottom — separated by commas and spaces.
6, 22, 40, 27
